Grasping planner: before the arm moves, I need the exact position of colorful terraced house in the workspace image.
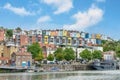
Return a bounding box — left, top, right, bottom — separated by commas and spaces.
13, 29, 112, 59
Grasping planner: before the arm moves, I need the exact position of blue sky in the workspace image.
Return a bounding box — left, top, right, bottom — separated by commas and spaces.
0, 0, 120, 40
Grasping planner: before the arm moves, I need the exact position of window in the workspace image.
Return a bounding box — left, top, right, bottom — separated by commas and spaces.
85, 41, 87, 44
56, 38, 59, 43
45, 37, 47, 42
38, 37, 41, 42
1, 53, 4, 57
62, 39, 65, 43
79, 40, 82, 44
73, 40, 76, 44
50, 38, 53, 42
68, 39, 71, 43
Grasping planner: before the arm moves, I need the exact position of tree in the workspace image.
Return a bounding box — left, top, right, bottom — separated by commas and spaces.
80, 49, 92, 61
92, 50, 102, 60
6, 29, 13, 38
54, 48, 64, 61
35, 51, 44, 61
64, 48, 75, 61
102, 40, 117, 52
54, 48, 63, 57
27, 42, 42, 59
16, 27, 22, 31
56, 53, 64, 61
115, 45, 120, 58
47, 53, 54, 61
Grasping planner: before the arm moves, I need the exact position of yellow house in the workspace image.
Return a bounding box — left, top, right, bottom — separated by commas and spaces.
63, 30, 67, 36
44, 36, 48, 44
76, 33, 80, 38
68, 38, 72, 45
96, 34, 101, 39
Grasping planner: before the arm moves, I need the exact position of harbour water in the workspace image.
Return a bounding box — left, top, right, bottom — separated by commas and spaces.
0, 70, 120, 80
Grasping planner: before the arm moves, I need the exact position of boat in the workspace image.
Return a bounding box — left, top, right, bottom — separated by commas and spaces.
91, 60, 117, 70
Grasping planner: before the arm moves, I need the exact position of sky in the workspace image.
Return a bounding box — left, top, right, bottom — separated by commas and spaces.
0, 0, 120, 40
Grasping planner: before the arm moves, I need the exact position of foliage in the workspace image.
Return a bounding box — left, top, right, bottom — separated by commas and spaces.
47, 53, 54, 61
80, 49, 92, 61
115, 44, 120, 58
27, 42, 42, 59
35, 51, 44, 61
54, 48, 75, 61
102, 40, 117, 52
54, 48, 64, 61
102, 40, 120, 58
55, 53, 64, 61
92, 50, 102, 60
63, 48, 75, 61
54, 48, 63, 57
16, 27, 22, 31
6, 29, 13, 38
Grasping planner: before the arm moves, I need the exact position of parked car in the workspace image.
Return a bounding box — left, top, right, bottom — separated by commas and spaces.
47, 61, 55, 64
80, 59, 87, 64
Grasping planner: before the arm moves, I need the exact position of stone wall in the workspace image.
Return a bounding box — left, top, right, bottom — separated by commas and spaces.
41, 64, 90, 71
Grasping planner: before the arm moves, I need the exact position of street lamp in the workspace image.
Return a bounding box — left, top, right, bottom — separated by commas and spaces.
76, 47, 77, 62
75, 45, 79, 62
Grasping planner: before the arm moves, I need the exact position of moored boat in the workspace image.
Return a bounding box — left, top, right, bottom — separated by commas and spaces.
91, 60, 117, 70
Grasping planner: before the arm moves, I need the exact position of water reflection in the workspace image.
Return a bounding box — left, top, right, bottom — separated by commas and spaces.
0, 71, 120, 80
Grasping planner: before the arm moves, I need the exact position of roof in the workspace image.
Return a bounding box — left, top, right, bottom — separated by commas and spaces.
0, 57, 9, 60
103, 51, 115, 54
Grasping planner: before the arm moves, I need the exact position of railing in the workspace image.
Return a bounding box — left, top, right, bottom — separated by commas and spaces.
0, 66, 28, 70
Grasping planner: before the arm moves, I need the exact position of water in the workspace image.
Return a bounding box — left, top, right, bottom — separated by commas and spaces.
0, 70, 120, 80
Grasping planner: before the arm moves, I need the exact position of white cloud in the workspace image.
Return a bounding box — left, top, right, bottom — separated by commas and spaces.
43, 0, 73, 14
63, 4, 104, 30
96, 0, 106, 3
37, 15, 51, 23
3, 3, 34, 16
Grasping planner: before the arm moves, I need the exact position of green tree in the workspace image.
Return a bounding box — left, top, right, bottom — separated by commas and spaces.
35, 51, 44, 61
102, 40, 117, 52
115, 45, 120, 58
92, 50, 102, 60
54, 48, 64, 61
16, 27, 22, 31
6, 29, 13, 38
80, 49, 92, 61
64, 48, 75, 61
47, 53, 54, 61
54, 48, 63, 57
27, 42, 42, 59
56, 53, 64, 61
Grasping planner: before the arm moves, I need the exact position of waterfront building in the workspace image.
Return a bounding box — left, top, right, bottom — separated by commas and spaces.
0, 41, 18, 65
103, 51, 116, 60
0, 43, 9, 65
11, 52, 32, 67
